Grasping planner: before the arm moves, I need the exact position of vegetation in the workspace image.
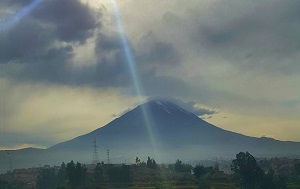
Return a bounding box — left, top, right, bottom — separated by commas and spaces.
147, 156, 157, 169
174, 159, 192, 173
231, 151, 287, 189
106, 164, 131, 183
36, 168, 57, 189
1, 153, 299, 189
35, 161, 87, 189
294, 160, 300, 175
0, 180, 24, 189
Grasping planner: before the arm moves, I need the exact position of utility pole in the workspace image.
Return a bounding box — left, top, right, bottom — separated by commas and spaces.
106, 149, 109, 165
92, 136, 99, 165
7, 152, 12, 173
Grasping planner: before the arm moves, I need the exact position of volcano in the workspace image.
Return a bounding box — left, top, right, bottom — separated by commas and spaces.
47, 100, 300, 162
1, 100, 300, 172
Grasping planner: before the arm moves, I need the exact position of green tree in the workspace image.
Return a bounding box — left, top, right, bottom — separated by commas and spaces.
147, 156, 157, 169
174, 159, 183, 172
294, 160, 300, 175
94, 163, 103, 183
262, 169, 275, 189
213, 162, 219, 172
36, 168, 57, 189
174, 159, 192, 173
75, 162, 87, 185
147, 156, 152, 168
152, 159, 157, 168
193, 165, 206, 180
273, 175, 287, 189
135, 157, 141, 164
66, 161, 87, 186
66, 160, 76, 186
107, 164, 131, 183
231, 152, 264, 189
57, 162, 67, 186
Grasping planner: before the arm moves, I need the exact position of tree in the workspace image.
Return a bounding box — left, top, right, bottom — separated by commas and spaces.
152, 159, 157, 168
147, 157, 152, 168
175, 159, 183, 172
147, 156, 157, 169
36, 168, 56, 189
174, 159, 192, 173
213, 162, 219, 172
135, 157, 141, 164
107, 164, 131, 183
294, 160, 300, 175
231, 152, 262, 188
66, 161, 87, 186
231, 152, 264, 189
66, 160, 76, 186
94, 163, 103, 183
57, 162, 67, 186
193, 165, 206, 180
75, 162, 87, 185
262, 169, 275, 189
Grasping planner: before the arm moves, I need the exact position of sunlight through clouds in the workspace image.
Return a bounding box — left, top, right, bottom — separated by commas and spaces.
1, 0, 300, 150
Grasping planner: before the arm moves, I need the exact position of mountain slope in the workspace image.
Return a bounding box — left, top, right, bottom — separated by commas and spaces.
48, 100, 300, 162
1, 100, 299, 173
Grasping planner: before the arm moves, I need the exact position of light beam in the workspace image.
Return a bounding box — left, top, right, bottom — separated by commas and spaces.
0, 0, 44, 33
110, 0, 160, 159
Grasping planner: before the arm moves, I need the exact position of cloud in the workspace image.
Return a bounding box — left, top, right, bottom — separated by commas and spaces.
148, 97, 218, 117
0, 18, 53, 63
187, 0, 300, 74
32, 0, 99, 43
1, 1, 186, 99
135, 32, 181, 66
2, 0, 300, 149
0, 0, 99, 64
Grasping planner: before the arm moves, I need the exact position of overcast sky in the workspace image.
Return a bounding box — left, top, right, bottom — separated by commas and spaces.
1, 0, 300, 150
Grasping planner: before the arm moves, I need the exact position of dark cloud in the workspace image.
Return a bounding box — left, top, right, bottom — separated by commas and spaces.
17, 31, 185, 95
94, 33, 187, 95
189, 0, 300, 74
14, 46, 73, 83
5, 0, 35, 6
0, 0, 32, 10
1, 0, 188, 99
96, 33, 122, 52
33, 0, 99, 43
0, 18, 53, 63
140, 68, 188, 97
135, 32, 181, 66
0, 4, 186, 98
0, 0, 98, 64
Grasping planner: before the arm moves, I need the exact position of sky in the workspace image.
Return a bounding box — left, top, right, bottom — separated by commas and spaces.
0, 0, 300, 150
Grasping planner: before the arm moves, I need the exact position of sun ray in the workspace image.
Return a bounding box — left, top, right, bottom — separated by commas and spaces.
0, 0, 44, 33
109, 0, 160, 159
